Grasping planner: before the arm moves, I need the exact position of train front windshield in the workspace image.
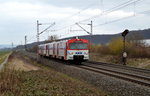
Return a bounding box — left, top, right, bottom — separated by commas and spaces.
70, 43, 88, 49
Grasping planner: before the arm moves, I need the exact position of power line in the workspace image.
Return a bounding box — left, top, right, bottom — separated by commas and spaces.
77, 0, 141, 23
55, 0, 142, 32
39, 22, 55, 35
55, 2, 98, 24
94, 9, 150, 27
27, 35, 36, 42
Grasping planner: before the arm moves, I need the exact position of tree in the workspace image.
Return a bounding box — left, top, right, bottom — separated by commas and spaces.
45, 35, 59, 43
108, 37, 124, 55
127, 32, 146, 47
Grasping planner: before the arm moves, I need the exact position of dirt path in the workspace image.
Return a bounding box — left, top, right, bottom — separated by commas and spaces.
7, 53, 39, 71
0, 53, 11, 71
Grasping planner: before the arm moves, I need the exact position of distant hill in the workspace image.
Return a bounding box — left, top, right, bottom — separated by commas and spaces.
61, 28, 150, 44
15, 28, 150, 49
0, 44, 12, 49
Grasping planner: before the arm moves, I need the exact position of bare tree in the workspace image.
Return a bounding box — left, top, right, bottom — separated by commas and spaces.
45, 35, 59, 43
127, 32, 146, 47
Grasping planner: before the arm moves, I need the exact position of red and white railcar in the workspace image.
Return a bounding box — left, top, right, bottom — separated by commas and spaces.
38, 44, 47, 56
38, 38, 89, 62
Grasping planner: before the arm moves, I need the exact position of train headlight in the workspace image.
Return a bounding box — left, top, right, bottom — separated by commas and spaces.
68, 52, 73, 55
84, 52, 88, 55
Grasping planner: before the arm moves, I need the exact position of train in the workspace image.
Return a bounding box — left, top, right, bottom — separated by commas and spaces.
38, 38, 89, 63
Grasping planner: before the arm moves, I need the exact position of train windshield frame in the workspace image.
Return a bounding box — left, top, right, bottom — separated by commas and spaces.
69, 42, 88, 50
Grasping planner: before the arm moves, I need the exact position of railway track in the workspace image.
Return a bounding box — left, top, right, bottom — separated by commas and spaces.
75, 61, 150, 87
20, 51, 150, 87
76, 64, 150, 87
86, 61, 150, 74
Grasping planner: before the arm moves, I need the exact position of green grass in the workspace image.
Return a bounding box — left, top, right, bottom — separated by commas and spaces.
0, 51, 10, 64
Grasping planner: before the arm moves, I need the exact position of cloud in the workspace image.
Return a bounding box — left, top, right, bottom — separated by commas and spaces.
0, 2, 81, 19
0, 0, 150, 44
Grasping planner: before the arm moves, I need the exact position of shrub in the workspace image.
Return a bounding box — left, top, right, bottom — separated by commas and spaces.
89, 37, 150, 58
108, 37, 124, 55
127, 44, 150, 58
90, 44, 101, 53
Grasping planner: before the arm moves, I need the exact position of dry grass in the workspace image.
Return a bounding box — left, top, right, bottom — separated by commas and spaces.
0, 68, 23, 96
0, 51, 10, 64
127, 58, 150, 69
89, 53, 122, 64
90, 53, 150, 69
0, 53, 107, 96
90, 39, 150, 69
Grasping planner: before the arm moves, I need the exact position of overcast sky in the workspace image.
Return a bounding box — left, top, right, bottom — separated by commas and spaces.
0, 0, 150, 45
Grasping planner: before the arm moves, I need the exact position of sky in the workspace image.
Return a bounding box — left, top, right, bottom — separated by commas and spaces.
0, 0, 150, 45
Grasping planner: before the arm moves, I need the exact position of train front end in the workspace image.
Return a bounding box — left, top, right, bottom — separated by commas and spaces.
67, 39, 89, 62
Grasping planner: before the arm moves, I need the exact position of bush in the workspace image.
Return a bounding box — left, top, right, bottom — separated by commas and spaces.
108, 37, 124, 55
127, 44, 150, 58
90, 44, 101, 53
90, 37, 150, 58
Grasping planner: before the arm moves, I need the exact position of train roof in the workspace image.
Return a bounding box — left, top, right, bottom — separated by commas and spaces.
38, 38, 88, 46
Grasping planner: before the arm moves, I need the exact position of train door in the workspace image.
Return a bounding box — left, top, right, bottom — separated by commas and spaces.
64, 42, 67, 60
57, 43, 59, 58
46, 45, 48, 56
53, 44, 55, 57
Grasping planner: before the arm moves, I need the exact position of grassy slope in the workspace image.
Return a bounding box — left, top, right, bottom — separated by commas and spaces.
90, 53, 150, 69
0, 54, 106, 96
0, 51, 10, 64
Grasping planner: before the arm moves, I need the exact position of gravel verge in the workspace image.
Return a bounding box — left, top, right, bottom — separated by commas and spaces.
20, 51, 150, 96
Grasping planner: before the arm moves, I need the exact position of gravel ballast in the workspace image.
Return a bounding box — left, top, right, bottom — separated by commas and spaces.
21, 51, 150, 96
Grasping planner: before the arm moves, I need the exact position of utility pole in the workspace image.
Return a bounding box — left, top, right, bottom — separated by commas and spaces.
25, 35, 27, 51
75, 21, 93, 35
37, 20, 42, 45
11, 42, 13, 51
75, 21, 93, 50
36, 20, 55, 61
88, 21, 93, 50
88, 21, 93, 35
37, 20, 55, 45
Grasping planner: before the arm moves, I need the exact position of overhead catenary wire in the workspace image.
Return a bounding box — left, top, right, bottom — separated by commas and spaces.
27, 35, 36, 42
39, 22, 55, 35
77, 0, 141, 23
55, 0, 142, 32
27, 0, 146, 42
54, 2, 99, 32
93, 9, 150, 27
55, 2, 99, 24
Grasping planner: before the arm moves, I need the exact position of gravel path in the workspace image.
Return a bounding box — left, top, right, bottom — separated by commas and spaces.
21, 51, 150, 96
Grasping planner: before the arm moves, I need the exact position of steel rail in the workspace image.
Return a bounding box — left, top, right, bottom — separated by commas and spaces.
77, 65, 150, 87
86, 61, 150, 74
20, 51, 150, 87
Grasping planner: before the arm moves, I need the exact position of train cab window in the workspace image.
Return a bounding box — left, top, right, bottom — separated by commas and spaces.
70, 43, 88, 49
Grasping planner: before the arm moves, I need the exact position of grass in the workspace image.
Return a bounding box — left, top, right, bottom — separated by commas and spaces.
90, 53, 150, 69
145, 64, 150, 69
127, 58, 150, 69
0, 51, 10, 64
89, 53, 122, 64
0, 53, 107, 96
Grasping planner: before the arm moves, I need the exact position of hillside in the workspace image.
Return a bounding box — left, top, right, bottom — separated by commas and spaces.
15, 28, 150, 49
0, 45, 12, 49
62, 28, 150, 44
